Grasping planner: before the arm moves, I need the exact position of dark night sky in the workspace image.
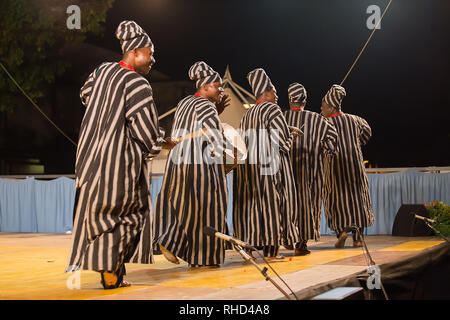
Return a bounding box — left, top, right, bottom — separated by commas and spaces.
84, 0, 450, 167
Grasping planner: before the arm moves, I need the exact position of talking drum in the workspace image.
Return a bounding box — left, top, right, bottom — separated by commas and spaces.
222, 123, 247, 174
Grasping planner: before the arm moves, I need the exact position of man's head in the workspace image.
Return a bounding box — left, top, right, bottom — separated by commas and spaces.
247, 68, 276, 103
122, 45, 156, 75
320, 99, 336, 118
321, 84, 346, 118
288, 83, 307, 110
116, 20, 154, 75
188, 61, 223, 103
290, 101, 306, 110
258, 88, 278, 104
199, 81, 224, 104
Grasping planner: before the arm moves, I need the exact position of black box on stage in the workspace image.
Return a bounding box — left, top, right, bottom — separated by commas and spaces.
391, 204, 434, 236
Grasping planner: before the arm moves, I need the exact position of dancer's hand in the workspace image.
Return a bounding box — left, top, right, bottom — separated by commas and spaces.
216, 94, 231, 115
162, 137, 177, 150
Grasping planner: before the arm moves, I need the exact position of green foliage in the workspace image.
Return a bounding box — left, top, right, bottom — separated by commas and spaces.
0, 0, 115, 112
424, 201, 450, 236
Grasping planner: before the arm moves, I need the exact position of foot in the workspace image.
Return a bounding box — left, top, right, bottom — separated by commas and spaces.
353, 240, 363, 247
265, 255, 286, 262
100, 271, 130, 289
335, 231, 348, 248
159, 244, 180, 264
295, 246, 311, 256
189, 264, 220, 269
119, 280, 132, 287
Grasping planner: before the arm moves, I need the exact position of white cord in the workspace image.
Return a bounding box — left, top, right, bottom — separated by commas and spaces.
0, 61, 78, 147
340, 0, 393, 86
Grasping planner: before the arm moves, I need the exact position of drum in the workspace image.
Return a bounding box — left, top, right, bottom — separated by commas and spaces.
222, 123, 247, 174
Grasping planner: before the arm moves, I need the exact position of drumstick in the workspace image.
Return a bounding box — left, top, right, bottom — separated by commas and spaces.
145, 127, 208, 162
174, 127, 207, 143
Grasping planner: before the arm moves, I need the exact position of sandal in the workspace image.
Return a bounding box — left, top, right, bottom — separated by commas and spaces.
188, 264, 220, 269
335, 231, 348, 248
100, 265, 129, 289
265, 255, 286, 262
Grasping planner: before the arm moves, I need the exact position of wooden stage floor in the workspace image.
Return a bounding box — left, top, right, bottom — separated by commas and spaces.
0, 232, 445, 300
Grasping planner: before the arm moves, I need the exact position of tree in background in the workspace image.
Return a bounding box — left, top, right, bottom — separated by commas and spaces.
0, 0, 115, 112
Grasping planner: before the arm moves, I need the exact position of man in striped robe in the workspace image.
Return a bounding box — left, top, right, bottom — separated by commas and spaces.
66, 21, 167, 289
284, 83, 338, 255
154, 61, 231, 268
321, 85, 374, 248
233, 69, 299, 260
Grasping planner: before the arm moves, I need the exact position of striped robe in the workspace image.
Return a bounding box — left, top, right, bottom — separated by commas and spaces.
233, 102, 299, 248
283, 110, 338, 241
154, 95, 229, 266
323, 112, 374, 233
66, 62, 165, 273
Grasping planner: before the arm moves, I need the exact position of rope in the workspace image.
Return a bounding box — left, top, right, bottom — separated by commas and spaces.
0, 61, 78, 147
340, 0, 393, 86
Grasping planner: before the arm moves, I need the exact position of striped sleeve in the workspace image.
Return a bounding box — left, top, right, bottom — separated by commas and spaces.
80, 71, 95, 107
267, 104, 292, 154
125, 76, 165, 158
195, 101, 226, 157
355, 116, 372, 146
80, 63, 110, 107
322, 119, 338, 156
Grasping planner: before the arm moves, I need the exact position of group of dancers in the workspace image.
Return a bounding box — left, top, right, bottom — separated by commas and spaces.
66, 21, 374, 289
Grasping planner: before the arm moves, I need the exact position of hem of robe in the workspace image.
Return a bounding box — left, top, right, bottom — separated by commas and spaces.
66, 227, 154, 273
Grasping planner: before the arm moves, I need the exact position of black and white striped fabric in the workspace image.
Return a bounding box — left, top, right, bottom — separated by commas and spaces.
284, 109, 338, 241
323, 113, 374, 234
247, 68, 275, 98
115, 20, 153, 54
66, 62, 165, 273
233, 101, 299, 249
323, 84, 346, 110
153, 95, 229, 266
188, 61, 222, 89
288, 83, 307, 104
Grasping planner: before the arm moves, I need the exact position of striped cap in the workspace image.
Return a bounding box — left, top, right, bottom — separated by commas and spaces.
116, 21, 153, 54
288, 83, 307, 103
323, 84, 346, 110
247, 68, 275, 98
188, 61, 222, 89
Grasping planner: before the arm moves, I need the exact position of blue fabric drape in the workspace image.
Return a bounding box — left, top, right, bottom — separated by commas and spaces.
0, 170, 448, 234
320, 170, 450, 236
0, 177, 75, 233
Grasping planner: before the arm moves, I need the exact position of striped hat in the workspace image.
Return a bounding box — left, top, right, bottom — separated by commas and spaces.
116, 21, 153, 54
323, 84, 346, 110
288, 83, 307, 103
247, 68, 275, 98
188, 61, 222, 89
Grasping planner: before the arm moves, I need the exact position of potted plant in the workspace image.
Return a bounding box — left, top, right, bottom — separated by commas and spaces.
424, 201, 450, 237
